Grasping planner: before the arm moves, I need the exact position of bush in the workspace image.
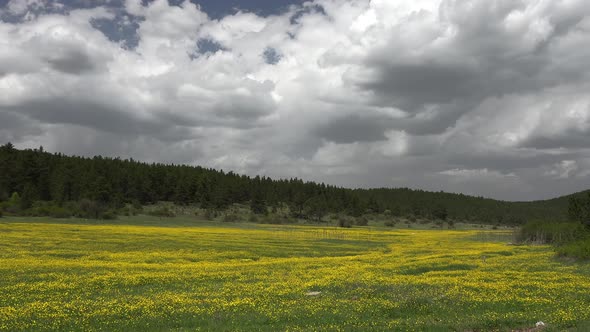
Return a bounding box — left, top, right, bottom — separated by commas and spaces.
447, 219, 455, 229
3, 192, 21, 214
0, 208, 3, 218
48, 206, 72, 218
203, 209, 218, 220
256, 215, 286, 224
131, 200, 143, 211
120, 204, 142, 216
119, 206, 131, 216
222, 213, 239, 223
354, 216, 369, 226
76, 199, 102, 219
384, 220, 396, 227
557, 239, 590, 260
148, 207, 175, 218
100, 209, 118, 220
338, 217, 352, 228
21, 201, 73, 218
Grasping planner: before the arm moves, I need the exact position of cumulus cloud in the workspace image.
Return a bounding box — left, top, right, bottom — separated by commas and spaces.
1, 0, 590, 200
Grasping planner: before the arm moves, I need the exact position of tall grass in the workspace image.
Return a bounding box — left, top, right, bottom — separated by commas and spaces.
515, 221, 586, 244
516, 220, 590, 260
557, 239, 590, 260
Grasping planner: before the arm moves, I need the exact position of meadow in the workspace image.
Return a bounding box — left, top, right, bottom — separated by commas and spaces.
0, 217, 589, 331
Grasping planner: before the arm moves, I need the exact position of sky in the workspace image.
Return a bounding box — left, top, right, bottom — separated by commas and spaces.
1, 0, 590, 201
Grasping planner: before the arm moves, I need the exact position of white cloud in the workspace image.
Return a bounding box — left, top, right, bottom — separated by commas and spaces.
6, 0, 46, 16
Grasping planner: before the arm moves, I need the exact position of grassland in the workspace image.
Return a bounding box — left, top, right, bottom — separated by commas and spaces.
0, 217, 589, 331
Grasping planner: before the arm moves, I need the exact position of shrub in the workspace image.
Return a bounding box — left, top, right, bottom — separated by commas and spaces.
120, 204, 142, 216
148, 207, 175, 218
100, 210, 118, 220
338, 217, 352, 228
557, 239, 590, 260
0, 208, 3, 218
384, 220, 396, 227
203, 209, 217, 220
19, 201, 72, 218
447, 219, 455, 229
257, 215, 287, 224
222, 213, 239, 223
131, 200, 143, 211
280, 216, 294, 224
354, 216, 369, 226
48, 206, 72, 218
119, 206, 131, 216
4, 192, 21, 214
76, 199, 102, 219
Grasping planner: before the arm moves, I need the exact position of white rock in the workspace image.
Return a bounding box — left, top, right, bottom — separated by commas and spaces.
535, 321, 545, 327
305, 291, 321, 296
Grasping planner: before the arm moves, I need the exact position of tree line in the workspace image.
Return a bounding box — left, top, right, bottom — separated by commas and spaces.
0, 143, 575, 223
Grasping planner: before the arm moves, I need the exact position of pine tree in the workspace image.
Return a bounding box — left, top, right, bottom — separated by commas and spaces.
250, 190, 267, 215
20, 183, 36, 210
303, 195, 328, 221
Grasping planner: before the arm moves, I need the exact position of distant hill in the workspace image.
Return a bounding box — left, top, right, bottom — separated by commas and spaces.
0, 143, 580, 224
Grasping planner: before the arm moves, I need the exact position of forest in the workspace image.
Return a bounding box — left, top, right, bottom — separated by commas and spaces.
0, 142, 583, 224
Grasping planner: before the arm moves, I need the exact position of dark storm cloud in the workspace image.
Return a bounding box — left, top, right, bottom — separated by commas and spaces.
0, 111, 28, 129
356, 62, 481, 111
521, 133, 590, 150
385, 101, 478, 136
314, 114, 390, 144
216, 95, 275, 120
44, 48, 98, 74
0, 111, 44, 141
445, 150, 579, 174
3, 99, 194, 141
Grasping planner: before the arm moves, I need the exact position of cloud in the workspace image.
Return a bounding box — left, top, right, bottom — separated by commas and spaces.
439, 168, 517, 180
1, 0, 590, 200
313, 113, 390, 144
545, 160, 579, 179
6, 0, 47, 16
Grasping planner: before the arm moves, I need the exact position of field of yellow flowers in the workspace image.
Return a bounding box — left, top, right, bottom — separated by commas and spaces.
0, 218, 589, 331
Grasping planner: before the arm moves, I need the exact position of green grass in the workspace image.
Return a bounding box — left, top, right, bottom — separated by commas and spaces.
0, 217, 589, 331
